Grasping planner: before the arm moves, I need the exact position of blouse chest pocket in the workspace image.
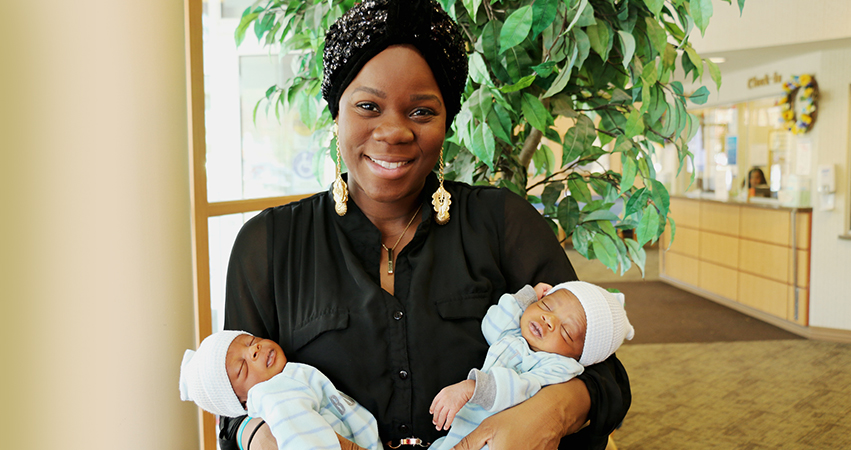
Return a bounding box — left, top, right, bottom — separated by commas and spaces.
433, 291, 492, 321
291, 309, 349, 351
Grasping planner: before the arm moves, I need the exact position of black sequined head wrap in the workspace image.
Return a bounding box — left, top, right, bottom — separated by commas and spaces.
322, 0, 468, 129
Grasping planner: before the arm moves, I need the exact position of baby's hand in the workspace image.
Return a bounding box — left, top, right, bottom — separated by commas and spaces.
533, 282, 552, 300
429, 379, 475, 431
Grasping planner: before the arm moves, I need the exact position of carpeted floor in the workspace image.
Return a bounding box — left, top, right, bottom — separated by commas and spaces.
614, 340, 851, 449
598, 281, 803, 345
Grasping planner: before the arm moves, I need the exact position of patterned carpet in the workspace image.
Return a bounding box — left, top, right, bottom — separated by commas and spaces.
614, 340, 851, 449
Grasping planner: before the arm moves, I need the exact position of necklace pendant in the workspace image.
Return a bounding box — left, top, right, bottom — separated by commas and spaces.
387, 248, 394, 274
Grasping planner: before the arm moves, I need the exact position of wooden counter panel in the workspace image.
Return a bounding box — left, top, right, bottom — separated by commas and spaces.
700, 202, 740, 236
670, 197, 701, 229
663, 251, 699, 286
698, 261, 738, 300
739, 239, 790, 284
669, 226, 699, 258
738, 273, 788, 319
739, 207, 790, 245
795, 211, 812, 250
699, 231, 738, 268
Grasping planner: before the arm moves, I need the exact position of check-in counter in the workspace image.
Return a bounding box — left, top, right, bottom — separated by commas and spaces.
660, 196, 811, 327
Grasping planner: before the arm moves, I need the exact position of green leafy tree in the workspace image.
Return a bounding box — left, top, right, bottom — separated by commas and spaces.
236, 0, 745, 276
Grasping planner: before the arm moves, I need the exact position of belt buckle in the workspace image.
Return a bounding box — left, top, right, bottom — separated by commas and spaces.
387, 437, 430, 448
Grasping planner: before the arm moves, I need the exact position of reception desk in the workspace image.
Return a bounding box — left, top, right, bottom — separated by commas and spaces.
660, 196, 812, 328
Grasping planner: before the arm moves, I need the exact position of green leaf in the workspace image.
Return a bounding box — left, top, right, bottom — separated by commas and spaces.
542, 182, 565, 210
500, 6, 534, 54
480, 21, 501, 63
684, 46, 704, 78
644, 17, 667, 57
468, 52, 492, 85
636, 206, 660, 246
486, 105, 513, 144
647, 178, 670, 217
562, 114, 596, 165
592, 234, 619, 273
706, 58, 722, 90
521, 93, 551, 132
557, 196, 581, 235
531, 0, 558, 39
620, 151, 637, 194
532, 61, 557, 78
586, 22, 613, 61
500, 74, 537, 93
462, 0, 482, 19
471, 122, 496, 170
738, 0, 746, 16
543, 46, 577, 98
617, 31, 636, 70
573, 28, 592, 69
533, 144, 557, 176
573, 0, 595, 28
573, 226, 592, 257
568, 176, 593, 204
624, 109, 645, 139
584, 210, 620, 223
644, 0, 665, 17
691, 0, 714, 35
689, 85, 710, 105
666, 216, 678, 250
624, 238, 646, 277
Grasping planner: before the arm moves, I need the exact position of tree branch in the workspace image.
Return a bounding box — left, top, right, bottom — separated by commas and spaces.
518, 128, 543, 169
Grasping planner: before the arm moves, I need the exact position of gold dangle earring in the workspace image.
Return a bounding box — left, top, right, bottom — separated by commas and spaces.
332, 123, 348, 216
432, 147, 451, 225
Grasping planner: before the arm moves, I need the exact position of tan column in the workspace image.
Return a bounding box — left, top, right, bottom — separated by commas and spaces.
1, 1, 198, 448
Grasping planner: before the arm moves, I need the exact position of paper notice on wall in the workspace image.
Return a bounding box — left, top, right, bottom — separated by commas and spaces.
751, 143, 768, 166
796, 140, 812, 175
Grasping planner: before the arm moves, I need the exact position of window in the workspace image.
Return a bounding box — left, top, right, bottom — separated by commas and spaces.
185, 1, 333, 447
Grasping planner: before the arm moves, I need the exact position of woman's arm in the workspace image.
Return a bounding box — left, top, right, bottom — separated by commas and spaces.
450, 378, 589, 450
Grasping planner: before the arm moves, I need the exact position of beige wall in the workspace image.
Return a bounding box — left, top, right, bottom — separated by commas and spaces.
691, 0, 851, 53
682, 2, 851, 332
1, 1, 199, 448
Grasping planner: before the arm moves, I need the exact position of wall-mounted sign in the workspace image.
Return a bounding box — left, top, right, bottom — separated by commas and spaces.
747, 72, 783, 89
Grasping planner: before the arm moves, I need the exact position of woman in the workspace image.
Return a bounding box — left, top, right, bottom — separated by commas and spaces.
220, 1, 630, 449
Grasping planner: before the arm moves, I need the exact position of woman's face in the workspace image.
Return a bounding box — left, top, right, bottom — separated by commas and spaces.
336, 45, 447, 207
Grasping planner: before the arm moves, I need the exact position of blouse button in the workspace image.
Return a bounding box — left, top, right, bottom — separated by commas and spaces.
399, 424, 410, 434
393, 311, 404, 320
399, 370, 409, 380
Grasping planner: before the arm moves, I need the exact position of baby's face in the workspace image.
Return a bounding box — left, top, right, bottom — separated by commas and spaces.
520, 289, 586, 359
226, 334, 287, 405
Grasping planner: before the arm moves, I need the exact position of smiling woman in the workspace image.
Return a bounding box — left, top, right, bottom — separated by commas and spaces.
218, 2, 629, 450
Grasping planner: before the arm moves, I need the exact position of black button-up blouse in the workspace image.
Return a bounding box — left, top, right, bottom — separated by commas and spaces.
220, 174, 630, 450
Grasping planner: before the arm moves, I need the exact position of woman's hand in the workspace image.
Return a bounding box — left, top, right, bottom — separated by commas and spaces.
430, 379, 476, 430
450, 379, 590, 450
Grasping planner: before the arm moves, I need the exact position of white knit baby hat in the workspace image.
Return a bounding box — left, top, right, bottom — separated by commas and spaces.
179, 330, 249, 417
548, 281, 635, 366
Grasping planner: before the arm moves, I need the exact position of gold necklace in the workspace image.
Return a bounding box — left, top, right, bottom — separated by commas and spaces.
381, 204, 422, 275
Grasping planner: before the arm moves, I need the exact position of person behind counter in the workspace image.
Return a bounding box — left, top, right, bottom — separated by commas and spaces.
219, 1, 631, 449
744, 167, 771, 198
